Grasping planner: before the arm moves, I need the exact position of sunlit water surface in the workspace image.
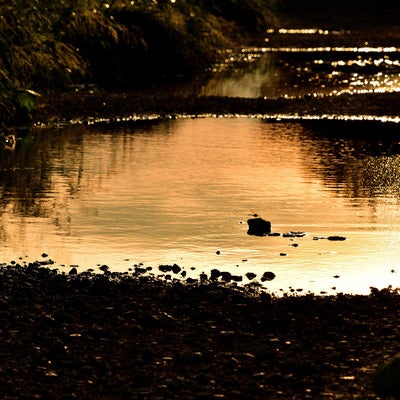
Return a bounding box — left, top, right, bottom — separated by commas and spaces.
197, 30, 400, 99
2, 118, 400, 295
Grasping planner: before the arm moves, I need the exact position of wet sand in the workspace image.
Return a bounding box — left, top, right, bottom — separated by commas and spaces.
1, 262, 399, 399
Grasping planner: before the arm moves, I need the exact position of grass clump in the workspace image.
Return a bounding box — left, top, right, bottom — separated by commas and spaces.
0, 0, 276, 126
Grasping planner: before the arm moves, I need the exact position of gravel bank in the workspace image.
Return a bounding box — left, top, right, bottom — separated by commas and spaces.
35, 90, 400, 125
1, 263, 399, 399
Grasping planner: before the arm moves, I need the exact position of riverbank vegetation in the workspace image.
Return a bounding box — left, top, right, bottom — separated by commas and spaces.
0, 0, 276, 126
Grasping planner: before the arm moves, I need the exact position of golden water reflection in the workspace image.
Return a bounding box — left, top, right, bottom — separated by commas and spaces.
202, 39, 400, 98
1, 118, 400, 295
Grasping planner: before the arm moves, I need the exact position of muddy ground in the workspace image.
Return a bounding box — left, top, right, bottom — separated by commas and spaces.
1, 263, 399, 399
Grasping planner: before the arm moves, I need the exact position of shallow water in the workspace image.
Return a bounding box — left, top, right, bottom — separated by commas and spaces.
197, 30, 400, 99
2, 118, 400, 295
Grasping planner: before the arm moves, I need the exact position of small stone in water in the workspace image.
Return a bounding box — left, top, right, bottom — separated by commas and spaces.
283, 231, 306, 238
220, 271, 232, 282
159, 265, 172, 273
246, 272, 257, 280
210, 269, 221, 280
171, 264, 181, 274
327, 236, 346, 241
261, 271, 276, 281
247, 217, 271, 236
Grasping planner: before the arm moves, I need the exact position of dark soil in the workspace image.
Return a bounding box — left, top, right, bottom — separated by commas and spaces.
1, 263, 399, 399
5, 8, 400, 399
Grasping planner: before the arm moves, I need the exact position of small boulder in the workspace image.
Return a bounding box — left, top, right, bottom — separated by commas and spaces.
171, 264, 181, 274
247, 218, 271, 236
159, 265, 172, 273
220, 271, 232, 282
210, 269, 221, 280
373, 354, 400, 399
261, 271, 276, 282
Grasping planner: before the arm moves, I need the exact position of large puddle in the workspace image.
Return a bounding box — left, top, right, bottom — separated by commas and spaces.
2, 118, 400, 295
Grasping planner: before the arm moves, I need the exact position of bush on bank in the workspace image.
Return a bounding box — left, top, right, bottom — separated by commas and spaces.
0, 0, 276, 126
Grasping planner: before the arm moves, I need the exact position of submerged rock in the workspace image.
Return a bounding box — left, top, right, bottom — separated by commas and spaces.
247, 218, 271, 236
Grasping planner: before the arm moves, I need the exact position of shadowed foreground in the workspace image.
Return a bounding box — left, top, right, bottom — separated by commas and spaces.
1, 263, 398, 399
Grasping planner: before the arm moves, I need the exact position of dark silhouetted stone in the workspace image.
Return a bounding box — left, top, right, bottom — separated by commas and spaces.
327, 236, 346, 241
246, 272, 257, 280
172, 264, 181, 274
210, 269, 221, 280
261, 271, 276, 282
247, 218, 271, 236
220, 272, 232, 282
283, 231, 306, 238
159, 265, 172, 273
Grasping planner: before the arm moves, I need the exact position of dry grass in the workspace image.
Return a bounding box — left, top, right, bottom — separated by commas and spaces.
0, 0, 276, 125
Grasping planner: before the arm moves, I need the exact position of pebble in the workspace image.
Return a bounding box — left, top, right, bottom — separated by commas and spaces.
261, 271, 276, 281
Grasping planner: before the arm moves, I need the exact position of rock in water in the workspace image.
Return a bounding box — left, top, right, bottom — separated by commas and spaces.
373, 354, 400, 399
261, 271, 276, 282
247, 218, 271, 236
327, 236, 346, 241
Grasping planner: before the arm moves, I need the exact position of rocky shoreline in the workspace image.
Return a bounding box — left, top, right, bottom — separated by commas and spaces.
1, 262, 399, 399
34, 90, 400, 126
